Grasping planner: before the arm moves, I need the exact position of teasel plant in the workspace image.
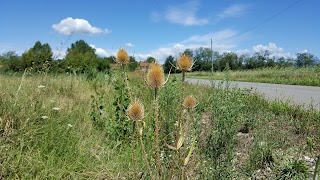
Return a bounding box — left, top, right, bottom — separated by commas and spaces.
146, 63, 169, 179
117, 48, 138, 178
166, 95, 198, 179
166, 54, 196, 179
127, 100, 155, 180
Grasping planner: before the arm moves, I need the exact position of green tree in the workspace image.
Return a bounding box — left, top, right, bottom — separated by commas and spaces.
21, 41, 53, 71
146, 56, 156, 63
296, 52, 316, 67
163, 55, 175, 74
65, 40, 97, 72
128, 56, 138, 71
218, 52, 239, 71
182, 48, 193, 58
1, 51, 23, 71
96, 57, 110, 72
193, 47, 213, 71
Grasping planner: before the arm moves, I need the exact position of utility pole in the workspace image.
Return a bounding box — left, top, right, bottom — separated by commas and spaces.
211, 38, 213, 73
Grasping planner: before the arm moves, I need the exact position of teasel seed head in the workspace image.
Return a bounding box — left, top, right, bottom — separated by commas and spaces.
117, 48, 129, 65
147, 63, 165, 89
183, 95, 197, 109
177, 54, 192, 71
127, 100, 144, 121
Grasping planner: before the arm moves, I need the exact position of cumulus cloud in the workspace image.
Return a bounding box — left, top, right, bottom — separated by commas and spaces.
134, 29, 239, 63
52, 17, 111, 35
89, 44, 110, 57
125, 43, 134, 47
237, 43, 292, 58
218, 4, 249, 19
253, 43, 283, 54
152, 0, 208, 26
235, 49, 250, 56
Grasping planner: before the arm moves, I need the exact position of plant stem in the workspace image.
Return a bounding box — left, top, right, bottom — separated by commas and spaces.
131, 121, 137, 180
180, 70, 186, 179
154, 87, 161, 179
139, 134, 155, 180
313, 156, 320, 180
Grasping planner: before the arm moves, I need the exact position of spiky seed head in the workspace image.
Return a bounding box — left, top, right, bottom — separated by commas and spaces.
117, 48, 129, 65
177, 54, 192, 71
183, 95, 197, 109
127, 101, 144, 121
147, 63, 164, 89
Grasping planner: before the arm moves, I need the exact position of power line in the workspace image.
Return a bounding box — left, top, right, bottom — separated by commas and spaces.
214, 0, 304, 43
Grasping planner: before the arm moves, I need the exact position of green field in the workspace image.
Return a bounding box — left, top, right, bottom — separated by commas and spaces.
1, 70, 320, 179
186, 66, 320, 86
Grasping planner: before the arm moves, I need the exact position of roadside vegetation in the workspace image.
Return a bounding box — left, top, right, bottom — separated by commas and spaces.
186, 66, 320, 86
1, 40, 320, 178
1, 49, 319, 179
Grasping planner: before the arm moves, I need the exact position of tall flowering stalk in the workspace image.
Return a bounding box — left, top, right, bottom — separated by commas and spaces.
176, 54, 193, 127
117, 48, 139, 178
174, 54, 194, 179
127, 100, 145, 179
147, 63, 165, 179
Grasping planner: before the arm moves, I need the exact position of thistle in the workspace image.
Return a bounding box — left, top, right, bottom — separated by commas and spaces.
127, 100, 144, 180
147, 63, 165, 179
177, 54, 192, 72
127, 100, 144, 121
117, 48, 129, 65
183, 95, 197, 111
147, 63, 165, 89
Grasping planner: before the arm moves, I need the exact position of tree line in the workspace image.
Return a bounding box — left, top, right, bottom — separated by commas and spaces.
163, 47, 319, 73
0, 41, 318, 74
0, 40, 139, 73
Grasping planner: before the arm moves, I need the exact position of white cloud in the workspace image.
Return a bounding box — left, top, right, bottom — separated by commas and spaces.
235, 49, 250, 56
253, 43, 283, 54
52, 17, 111, 35
53, 49, 66, 59
134, 29, 239, 63
125, 43, 134, 47
183, 29, 237, 43
154, 0, 208, 26
218, 4, 249, 19
251, 43, 292, 58
89, 44, 110, 57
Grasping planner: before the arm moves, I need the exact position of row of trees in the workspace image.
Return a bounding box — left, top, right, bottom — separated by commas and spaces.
0, 41, 318, 73
0, 40, 139, 73
163, 47, 319, 73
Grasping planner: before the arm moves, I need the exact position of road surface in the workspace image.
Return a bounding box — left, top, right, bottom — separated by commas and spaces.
186, 78, 320, 110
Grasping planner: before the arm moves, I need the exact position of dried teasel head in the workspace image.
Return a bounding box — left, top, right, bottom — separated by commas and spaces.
127, 100, 144, 121
183, 95, 197, 109
147, 63, 165, 89
177, 54, 192, 71
117, 48, 129, 65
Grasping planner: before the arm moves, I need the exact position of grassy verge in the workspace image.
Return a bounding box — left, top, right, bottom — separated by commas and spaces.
186, 66, 320, 86
1, 71, 319, 179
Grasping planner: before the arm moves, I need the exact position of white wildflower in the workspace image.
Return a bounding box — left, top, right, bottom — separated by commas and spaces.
41, 116, 49, 119
67, 124, 73, 127
37, 85, 45, 89
52, 107, 61, 111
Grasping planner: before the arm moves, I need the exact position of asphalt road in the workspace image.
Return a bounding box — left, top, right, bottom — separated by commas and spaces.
186, 78, 320, 110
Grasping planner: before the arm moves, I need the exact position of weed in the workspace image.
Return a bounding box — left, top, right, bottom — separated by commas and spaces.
277, 159, 308, 179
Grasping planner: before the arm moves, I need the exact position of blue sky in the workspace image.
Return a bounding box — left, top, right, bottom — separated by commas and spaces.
0, 0, 319, 63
